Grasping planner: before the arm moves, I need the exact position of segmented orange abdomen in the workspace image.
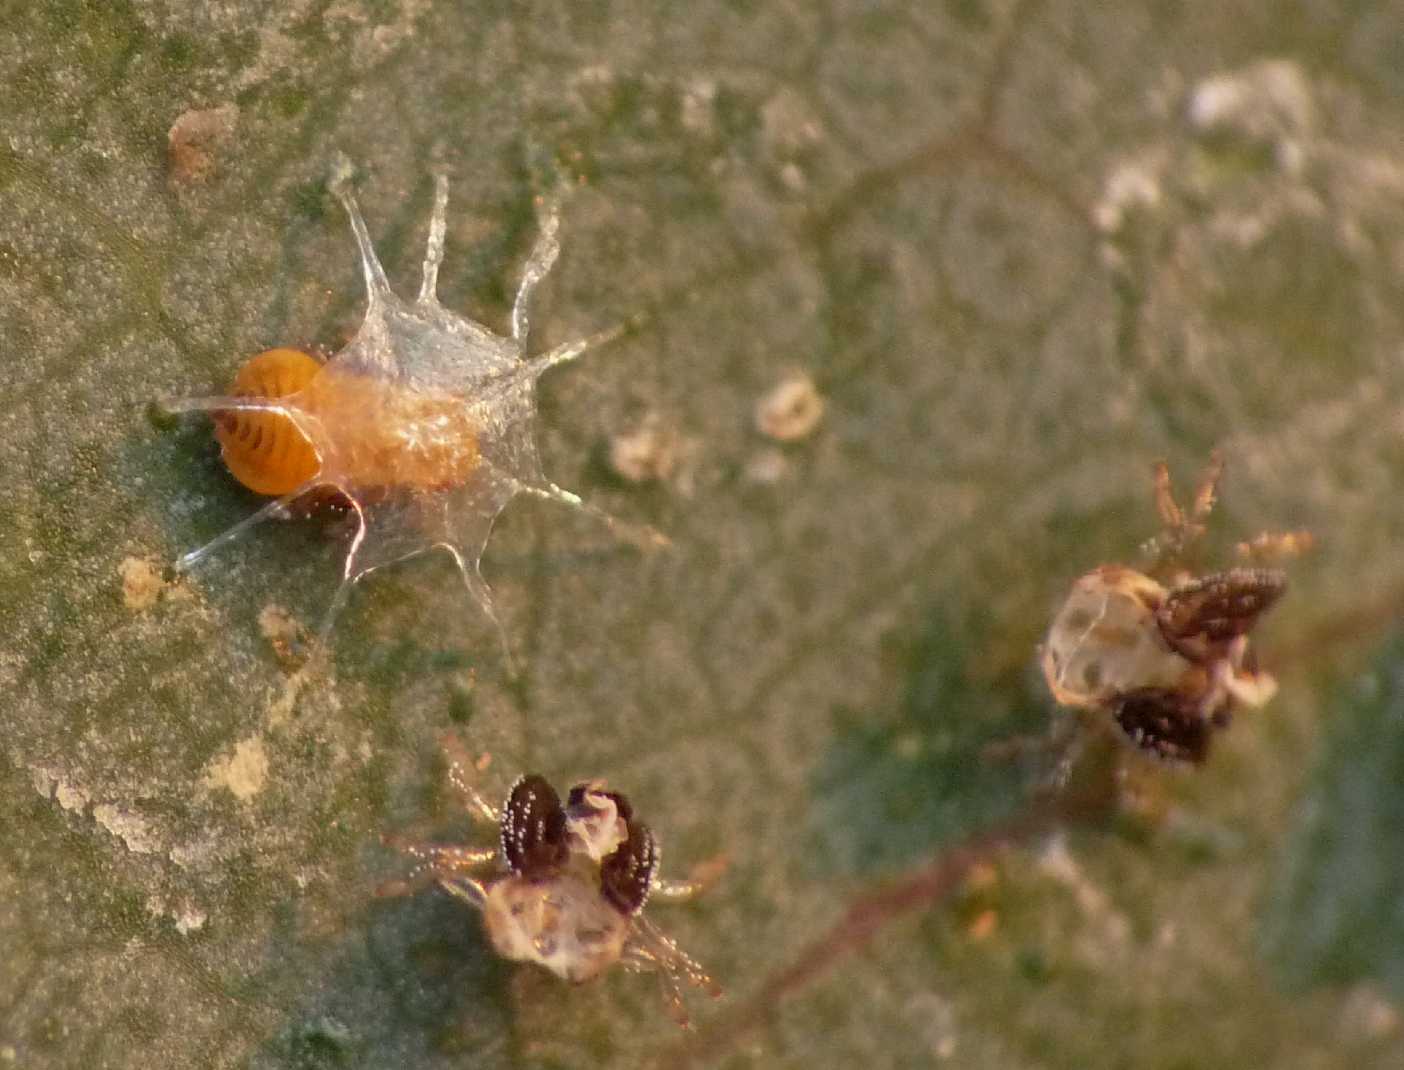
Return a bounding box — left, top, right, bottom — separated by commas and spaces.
215, 348, 323, 497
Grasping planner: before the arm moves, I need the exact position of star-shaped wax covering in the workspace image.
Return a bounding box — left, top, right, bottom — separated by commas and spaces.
165, 154, 651, 659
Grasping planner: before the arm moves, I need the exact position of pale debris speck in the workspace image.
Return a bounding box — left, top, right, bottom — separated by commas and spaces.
609, 412, 693, 488
54, 777, 88, 813
744, 446, 790, 484
203, 736, 269, 801
680, 78, 719, 138
174, 904, 208, 936
759, 89, 825, 193
760, 87, 825, 157
1187, 58, 1313, 172
1339, 984, 1401, 1042
1094, 155, 1165, 234
94, 803, 161, 854
30, 766, 55, 799
258, 603, 308, 667
903, 991, 958, 1061
755, 371, 825, 442
258, 604, 300, 643
778, 162, 806, 193
119, 556, 167, 611
167, 104, 239, 185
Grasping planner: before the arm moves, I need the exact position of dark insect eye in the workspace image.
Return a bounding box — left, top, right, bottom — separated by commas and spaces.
600, 822, 658, 916
1112, 688, 1214, 764
501, 775, 569, 879
1157, 567, 1286, 661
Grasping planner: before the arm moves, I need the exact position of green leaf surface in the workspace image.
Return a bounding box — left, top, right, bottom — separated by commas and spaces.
3, 1, 1404, 1067
1264, 633, 1404, 999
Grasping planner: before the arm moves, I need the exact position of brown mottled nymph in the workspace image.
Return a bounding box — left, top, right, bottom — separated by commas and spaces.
381, 755, 723, 1028
1041, 453, 1302, 763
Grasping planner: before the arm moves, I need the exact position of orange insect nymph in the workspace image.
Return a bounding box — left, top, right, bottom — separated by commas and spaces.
164, 155, 654, 657
215, 347, 483, 498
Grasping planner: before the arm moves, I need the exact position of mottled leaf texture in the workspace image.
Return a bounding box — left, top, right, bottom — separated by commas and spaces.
1263, 631, 1404, 999
3, 0, 1404, 1067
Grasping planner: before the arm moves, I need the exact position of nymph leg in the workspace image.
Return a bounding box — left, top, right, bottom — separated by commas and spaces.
441, 736, 503, 826
438, 876, 490, 910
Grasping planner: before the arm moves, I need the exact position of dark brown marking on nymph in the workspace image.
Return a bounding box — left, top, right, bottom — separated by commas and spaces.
600, 821, 658, 916
1112, 687, 1215, 764
1156, 567, 1286, 663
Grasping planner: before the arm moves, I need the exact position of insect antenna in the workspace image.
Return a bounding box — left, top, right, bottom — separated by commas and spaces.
1190, 449, 1224, 523
1144, 451, 1222, 571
